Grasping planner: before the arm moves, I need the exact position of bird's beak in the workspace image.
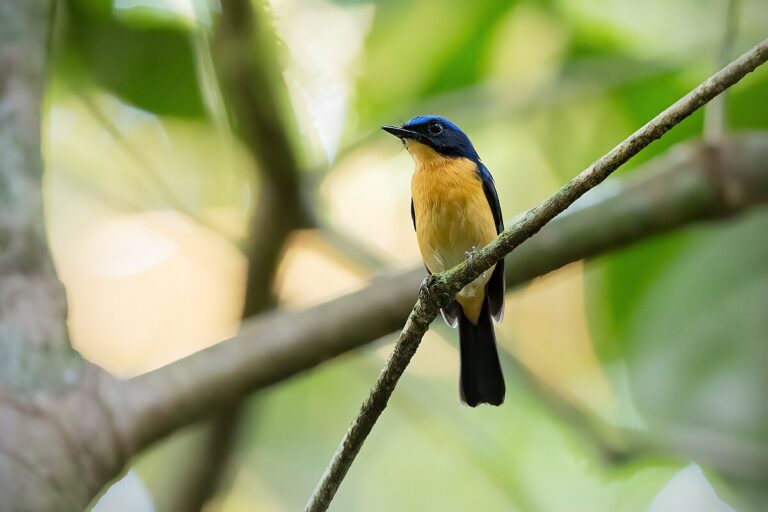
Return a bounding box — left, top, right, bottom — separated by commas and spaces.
382, 125, 422, 141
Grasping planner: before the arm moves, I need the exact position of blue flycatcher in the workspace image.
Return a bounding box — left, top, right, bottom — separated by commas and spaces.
383, 116, 505, 407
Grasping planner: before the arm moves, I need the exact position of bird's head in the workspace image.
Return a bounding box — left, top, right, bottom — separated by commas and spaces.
382, 115, 479, 163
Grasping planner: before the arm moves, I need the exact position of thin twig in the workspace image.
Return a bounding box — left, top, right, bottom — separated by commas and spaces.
167, 405, 246, 511
304, 38, 768, 512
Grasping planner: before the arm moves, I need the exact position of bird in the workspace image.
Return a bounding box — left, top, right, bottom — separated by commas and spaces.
383, 115, 505, 407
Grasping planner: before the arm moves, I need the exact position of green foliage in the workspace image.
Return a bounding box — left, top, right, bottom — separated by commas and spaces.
58, 0, 204, 117
50, 0, 768, 510
593, 211, 768, 441
354, 0, 516, 124
587, 232, 694, 362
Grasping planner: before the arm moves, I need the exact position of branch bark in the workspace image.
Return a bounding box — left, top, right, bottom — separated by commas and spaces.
0, 4, 131, 510
304, 39, 768, 511
0, 0, 81, 391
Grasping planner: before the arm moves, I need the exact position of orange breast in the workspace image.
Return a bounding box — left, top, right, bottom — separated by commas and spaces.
409, 142, 497, 323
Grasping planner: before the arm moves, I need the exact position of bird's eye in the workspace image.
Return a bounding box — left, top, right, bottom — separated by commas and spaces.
427, 121, 443, 135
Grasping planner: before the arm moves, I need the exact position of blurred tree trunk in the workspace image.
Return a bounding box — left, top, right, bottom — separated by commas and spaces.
0, 2, 126, 511
0, 0, 78, 390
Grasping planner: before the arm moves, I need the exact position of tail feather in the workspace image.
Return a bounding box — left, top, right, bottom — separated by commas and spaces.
458, 297, 505, 407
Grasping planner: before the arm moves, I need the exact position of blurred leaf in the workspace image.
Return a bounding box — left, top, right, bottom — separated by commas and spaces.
728, 72, 768, 132
58, 0, 204, 117
587, 232, 694, 362
611, 72, 705, 166
588, 211, 768, 487
628, 212, 768, 436
353, 0, 514, 124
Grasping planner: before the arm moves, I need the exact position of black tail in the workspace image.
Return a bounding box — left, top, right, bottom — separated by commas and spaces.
458, 297, 505, 407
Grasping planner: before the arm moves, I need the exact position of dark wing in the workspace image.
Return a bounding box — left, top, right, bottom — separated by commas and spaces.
411, 199, 416, 231
478, 162, 505, 322
478, 163, 503, 234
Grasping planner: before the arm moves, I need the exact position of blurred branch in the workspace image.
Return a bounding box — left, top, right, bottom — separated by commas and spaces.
304, 40, 768, 512
0, 4, 123, 510
165, 406, 245, 512
486, 345, 768, 481
499, 351, 629, 464
166, 1, 312, 510
704, 0, 739, 141
215, 0, 313, 309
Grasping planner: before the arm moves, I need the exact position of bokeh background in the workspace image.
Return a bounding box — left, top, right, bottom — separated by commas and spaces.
42, 0, 768, 510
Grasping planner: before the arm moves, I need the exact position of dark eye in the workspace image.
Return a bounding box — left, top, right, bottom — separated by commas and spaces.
427, 121, 443, 135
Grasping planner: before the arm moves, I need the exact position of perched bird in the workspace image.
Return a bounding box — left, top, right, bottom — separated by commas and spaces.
383, 115, 505, 407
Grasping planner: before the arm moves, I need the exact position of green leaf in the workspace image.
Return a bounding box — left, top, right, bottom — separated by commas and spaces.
58, 0, 204, 117
588, 210, 768, 480
353, 0, 514, 124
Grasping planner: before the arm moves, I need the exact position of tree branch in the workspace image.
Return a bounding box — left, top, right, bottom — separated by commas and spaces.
214, 0, 313, 308
304, 39, 768, 511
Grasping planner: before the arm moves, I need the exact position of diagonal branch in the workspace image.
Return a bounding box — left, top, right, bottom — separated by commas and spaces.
303, 38, 768, 512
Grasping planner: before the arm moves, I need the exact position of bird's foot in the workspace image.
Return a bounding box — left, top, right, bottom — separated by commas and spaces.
464, 246, 478, 273
419, 275, 435, 302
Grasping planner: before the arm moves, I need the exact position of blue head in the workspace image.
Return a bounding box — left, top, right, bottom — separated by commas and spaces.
383, 115, 479, 161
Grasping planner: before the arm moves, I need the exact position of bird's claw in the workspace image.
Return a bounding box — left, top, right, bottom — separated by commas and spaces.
464, 246, 478, 273
419, 275, 433, 301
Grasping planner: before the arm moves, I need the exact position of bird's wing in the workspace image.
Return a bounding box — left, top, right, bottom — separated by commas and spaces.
478, 163, 503, 234
410, 199, 416, 231
478, 162, 505, 322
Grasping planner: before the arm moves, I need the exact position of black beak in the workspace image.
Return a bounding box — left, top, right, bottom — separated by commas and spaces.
382, 125, 422, 141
